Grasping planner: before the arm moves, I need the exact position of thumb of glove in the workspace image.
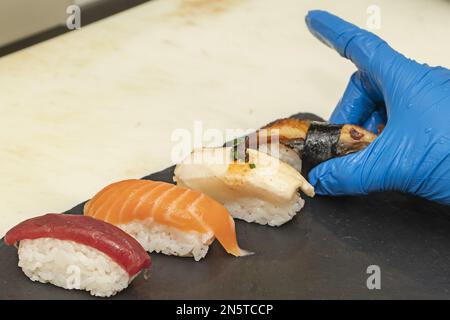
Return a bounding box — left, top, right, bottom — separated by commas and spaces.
308, 144, 377, 196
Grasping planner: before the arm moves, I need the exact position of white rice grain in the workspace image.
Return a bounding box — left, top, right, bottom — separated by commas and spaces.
119, 220, 214, 261
18, 238, 130, 297
224, 194, 305, 226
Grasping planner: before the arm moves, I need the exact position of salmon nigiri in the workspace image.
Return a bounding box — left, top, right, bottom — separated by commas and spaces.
84, 179, 250, 261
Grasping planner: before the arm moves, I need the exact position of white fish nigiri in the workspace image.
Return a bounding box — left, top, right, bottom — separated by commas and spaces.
174, 147, 314, 226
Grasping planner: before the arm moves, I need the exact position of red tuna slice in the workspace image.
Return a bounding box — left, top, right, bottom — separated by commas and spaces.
4, 214, 151, 277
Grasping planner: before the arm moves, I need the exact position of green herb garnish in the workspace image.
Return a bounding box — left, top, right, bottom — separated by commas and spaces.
230, 137, 249, 162
231, 149, 239, 161
249, 163, 256, 169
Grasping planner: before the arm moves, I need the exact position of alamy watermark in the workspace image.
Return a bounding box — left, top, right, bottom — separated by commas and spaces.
66, 5, 81, 30
366, 5, 381, 30
170, 121, 280, 175
170, 121, 280, 164
366, 265, 381, 290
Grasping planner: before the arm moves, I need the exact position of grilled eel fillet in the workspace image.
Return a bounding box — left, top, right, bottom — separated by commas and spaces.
232, 118, 378, 165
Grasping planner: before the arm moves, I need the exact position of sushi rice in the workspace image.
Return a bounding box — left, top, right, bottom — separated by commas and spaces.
224, 194, 305, 227
18, 238, 131, 297
119, 220, 214, 261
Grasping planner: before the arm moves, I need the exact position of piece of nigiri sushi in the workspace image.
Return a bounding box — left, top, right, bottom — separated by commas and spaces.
4, 214, 151, 297
84, 179, 250, 261
261, 117, 377, 165
237, 138, 302, 172
174, 147, 315, 227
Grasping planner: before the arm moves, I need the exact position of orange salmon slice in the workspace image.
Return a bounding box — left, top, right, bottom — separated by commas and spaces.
84, 179, 250, 257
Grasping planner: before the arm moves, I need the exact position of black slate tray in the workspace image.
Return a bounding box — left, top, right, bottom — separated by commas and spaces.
2, 113, 450, 299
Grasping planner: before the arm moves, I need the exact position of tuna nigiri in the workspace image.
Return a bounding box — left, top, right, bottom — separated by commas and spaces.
4, 214, 151, 297
84, 179, 250, 261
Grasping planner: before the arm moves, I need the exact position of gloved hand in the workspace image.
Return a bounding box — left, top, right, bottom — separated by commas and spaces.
306, 10, 450, 204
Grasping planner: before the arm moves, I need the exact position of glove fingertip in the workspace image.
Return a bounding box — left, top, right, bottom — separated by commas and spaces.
308, 162, 334, 192
305, 10, 329, 25
305, 10, 340, 51
307, 163, 324, 187
308, 152, 371, 196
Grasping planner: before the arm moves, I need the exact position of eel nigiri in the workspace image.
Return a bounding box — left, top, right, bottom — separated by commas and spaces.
84, 179, 250, 261
244, 118, 377, 165
4, 214, 151, 297
174, 147, 314, 226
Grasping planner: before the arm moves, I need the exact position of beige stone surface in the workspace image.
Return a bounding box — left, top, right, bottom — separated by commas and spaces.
1, 0, 449, 236
0, 0, 71, 47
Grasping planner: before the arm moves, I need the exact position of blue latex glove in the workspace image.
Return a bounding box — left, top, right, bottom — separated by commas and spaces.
305, 10, 450, 205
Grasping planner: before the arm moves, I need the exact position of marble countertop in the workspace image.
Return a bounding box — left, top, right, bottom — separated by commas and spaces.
1, 0, 449, 236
